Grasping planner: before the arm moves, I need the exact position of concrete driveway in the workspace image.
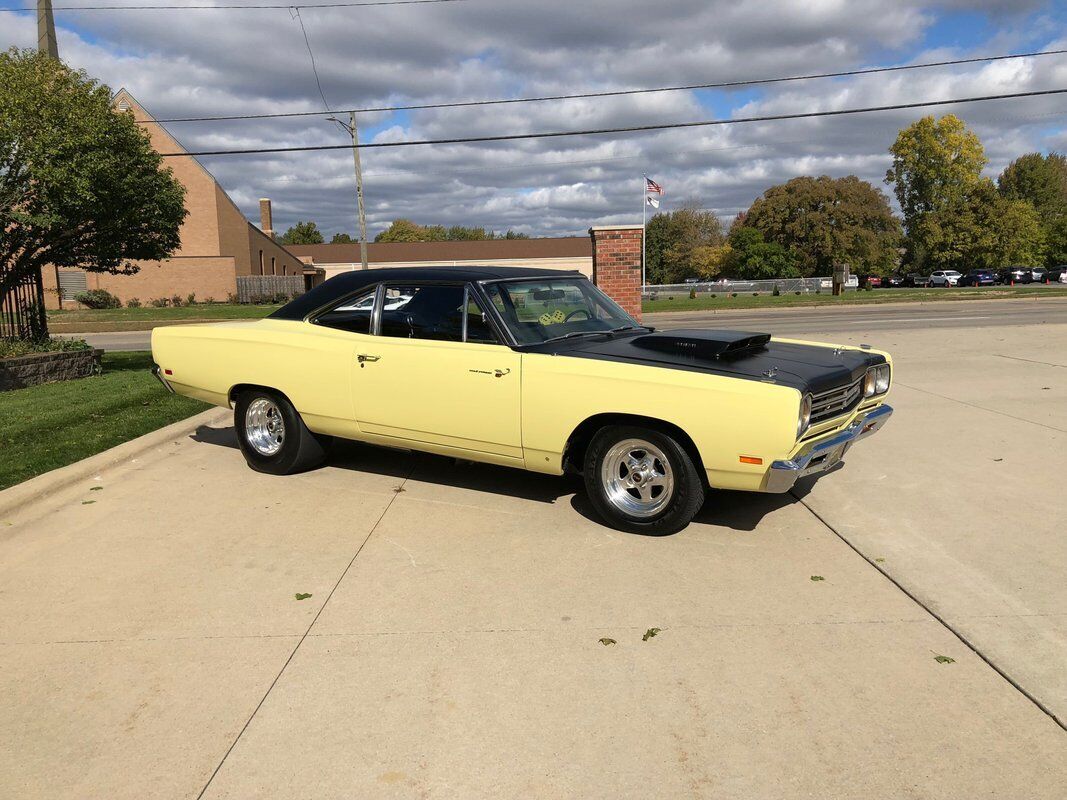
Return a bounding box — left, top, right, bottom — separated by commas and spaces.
2, 312, 1065, 798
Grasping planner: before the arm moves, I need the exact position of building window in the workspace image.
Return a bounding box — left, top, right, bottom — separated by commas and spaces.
271, 256, 276, 275
57, 269, 88, 301
258, 250, 264, 275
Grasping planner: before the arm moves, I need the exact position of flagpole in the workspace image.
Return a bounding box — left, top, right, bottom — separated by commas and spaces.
641, 174, 647, 293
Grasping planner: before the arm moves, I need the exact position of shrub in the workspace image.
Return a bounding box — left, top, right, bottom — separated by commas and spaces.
186, 293, 197, 306
126, 297, 142, 308
710, 293, 717, 298
795, 291, 801, 295
226, 292, 239, 304
170, 294, 183, 307
773, 284, 781, 296
73, 289, 121, 309
731, 292, 738, 298
149, 297, 169, 307
689, 287, 697, 299
0, 337, 90, 359
753, 292, 759, 296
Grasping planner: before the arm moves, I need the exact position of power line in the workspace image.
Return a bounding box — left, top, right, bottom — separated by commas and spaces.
292, 6, 331, 111
158, 87, 1067, 157
0, 0, 466, 8
144, 48, 1067, 123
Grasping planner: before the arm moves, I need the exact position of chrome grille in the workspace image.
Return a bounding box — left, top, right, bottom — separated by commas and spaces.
810, 375, 863, 423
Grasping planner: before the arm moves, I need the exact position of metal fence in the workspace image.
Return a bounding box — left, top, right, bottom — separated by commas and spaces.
1, 270, 49, 340
236, 275, 305, 304
643, 276, 860, 298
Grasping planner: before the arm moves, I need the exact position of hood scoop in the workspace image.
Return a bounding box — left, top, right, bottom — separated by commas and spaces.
630, 329, 771, 360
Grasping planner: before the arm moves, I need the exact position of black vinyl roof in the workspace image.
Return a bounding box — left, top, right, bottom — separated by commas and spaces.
271, 265, 583, 320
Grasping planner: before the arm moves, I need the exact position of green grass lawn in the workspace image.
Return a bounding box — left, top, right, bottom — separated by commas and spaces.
0, 351, 210, 491
643, 284, 1067, 313
46, 303, 281, 333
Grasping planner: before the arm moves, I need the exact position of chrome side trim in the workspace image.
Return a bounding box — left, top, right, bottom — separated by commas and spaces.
151, 365, 175, 394
765, 404, 893, 493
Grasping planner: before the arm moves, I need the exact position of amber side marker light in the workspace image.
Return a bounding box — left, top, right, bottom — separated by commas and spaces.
739, 456, 763, 465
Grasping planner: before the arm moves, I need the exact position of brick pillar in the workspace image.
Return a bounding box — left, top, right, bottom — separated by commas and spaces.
259, 198, 275, 240
589, 225, 643, 322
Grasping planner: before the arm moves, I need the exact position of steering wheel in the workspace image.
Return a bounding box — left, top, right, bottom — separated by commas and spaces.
564, 309, 591, 322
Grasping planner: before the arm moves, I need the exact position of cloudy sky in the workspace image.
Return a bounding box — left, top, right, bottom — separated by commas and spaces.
4, 0, 1067, 239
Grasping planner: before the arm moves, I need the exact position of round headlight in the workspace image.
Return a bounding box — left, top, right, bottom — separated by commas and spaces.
798, 393, 812, 437
863, 368, 878, 398
875, 364, 890, 394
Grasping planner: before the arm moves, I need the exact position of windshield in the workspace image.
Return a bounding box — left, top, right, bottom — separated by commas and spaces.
483, 277, 641, 345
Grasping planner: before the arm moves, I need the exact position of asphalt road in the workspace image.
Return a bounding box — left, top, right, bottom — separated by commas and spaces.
62, 297, 1067, 351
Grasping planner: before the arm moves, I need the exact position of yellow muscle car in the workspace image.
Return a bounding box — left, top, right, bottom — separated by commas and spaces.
151, 267, 893, 534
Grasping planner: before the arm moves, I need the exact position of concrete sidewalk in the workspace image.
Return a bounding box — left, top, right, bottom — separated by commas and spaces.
2, 323, 1065, 798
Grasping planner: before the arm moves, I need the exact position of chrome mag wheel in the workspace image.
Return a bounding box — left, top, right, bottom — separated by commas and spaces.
600, 438, 675, 518
244, 397, 285, 456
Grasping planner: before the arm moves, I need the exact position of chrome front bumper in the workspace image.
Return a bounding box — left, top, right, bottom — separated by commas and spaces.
765, 403, 893, 493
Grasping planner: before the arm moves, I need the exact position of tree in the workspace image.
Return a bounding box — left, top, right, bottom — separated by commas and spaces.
885, 114, 986, 244
725, 227, 800, 280
744, 175, 901, 276
330, 232, 354, 244
916, 181, 1045, 271
0, 49, 186, 337
643, 205, 723, 283
279, 220, 324, 245
998, 153, 1067, 266
374, 219, 436, 242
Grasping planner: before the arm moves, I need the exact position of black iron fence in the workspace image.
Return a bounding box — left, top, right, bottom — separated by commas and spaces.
1, 270, 49, 341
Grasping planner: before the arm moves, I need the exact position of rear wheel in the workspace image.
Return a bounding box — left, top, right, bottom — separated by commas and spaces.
234, 389, 331, 475
584, 425, 705, 535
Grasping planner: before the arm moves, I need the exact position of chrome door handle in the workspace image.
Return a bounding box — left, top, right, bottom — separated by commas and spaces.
357, 353, 380, 363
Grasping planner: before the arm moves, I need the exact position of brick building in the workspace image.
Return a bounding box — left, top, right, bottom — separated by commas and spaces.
41, 89, 313, 309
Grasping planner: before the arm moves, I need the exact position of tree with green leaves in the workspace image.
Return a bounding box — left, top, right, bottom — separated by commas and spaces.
998, 152, 1067, 265
725, 227, 800, 279
1, 49, 186, 338
643, 205, 723, 283
330, 232, 354, 244
375, 219, 531, 243
744, 175, 901, 276
915, 181, 1045, 271
279, 220, 324, 245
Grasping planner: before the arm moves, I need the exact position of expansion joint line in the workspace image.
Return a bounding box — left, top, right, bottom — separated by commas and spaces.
195, 462, 416, 799
792, 492, 1066, 733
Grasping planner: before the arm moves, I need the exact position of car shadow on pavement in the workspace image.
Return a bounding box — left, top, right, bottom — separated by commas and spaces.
189, 422, 830, 533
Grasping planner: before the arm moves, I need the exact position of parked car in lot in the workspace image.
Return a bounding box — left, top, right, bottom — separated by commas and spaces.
930, 270, 962, 287
957, 269, 997, 287
999, 266, 1032, 284
1030, 267, 1048, 283
904, 273, 931, 287
861, 275, 882, 288
1048, 265, 1067, 283
151, 267, 893, 535
884, 274, 906, 288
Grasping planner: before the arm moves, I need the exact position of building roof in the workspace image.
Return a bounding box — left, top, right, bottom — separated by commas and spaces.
284, 237, 592, 264
271, 265, 584, 320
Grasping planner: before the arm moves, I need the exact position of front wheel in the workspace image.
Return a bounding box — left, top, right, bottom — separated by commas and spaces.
583, 426, 705, 535
234, 389, 331, 475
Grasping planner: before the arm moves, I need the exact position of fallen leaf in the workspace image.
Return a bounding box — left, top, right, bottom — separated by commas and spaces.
294, 593, 312, 601
598, 637, 616, 646
1041, 387, 1051, 390
393, 486, 406, 493
89, 486, 103, 492
810, 575, 825, 581
642, 628, 662, 641
874, 558, 886, 563
934, 654, 955, 664
993, 458, 1003, 462
81, 500, 95, 505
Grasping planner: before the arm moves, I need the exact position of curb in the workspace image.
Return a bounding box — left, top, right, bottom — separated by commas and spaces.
0, 406, 231, 520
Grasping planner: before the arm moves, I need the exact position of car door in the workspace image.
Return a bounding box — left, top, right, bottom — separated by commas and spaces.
351, 282, 523, 462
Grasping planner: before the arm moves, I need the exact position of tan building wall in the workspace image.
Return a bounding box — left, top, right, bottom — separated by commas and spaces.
41, 89, 305, 309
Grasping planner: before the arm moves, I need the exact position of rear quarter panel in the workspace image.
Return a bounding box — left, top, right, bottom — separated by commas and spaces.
520, 351, 801, 489
150, 319, 361, 437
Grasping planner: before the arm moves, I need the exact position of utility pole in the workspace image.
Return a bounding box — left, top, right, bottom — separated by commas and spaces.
37, 0, 59, 59
327, 113, 369, 270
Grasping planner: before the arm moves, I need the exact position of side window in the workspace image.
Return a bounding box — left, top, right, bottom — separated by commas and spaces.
314, 288, 376, 334
380, 284, 465, 341
465, 291, 499, 344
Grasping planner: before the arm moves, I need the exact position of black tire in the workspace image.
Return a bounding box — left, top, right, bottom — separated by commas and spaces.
583, 425, 705, 535
234, 388, 331, 475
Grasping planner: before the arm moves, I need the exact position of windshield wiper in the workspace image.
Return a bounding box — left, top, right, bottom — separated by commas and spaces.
538, 330, 606, 345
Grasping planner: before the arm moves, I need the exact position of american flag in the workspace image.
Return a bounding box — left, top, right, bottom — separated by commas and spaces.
645, 177, 663, 195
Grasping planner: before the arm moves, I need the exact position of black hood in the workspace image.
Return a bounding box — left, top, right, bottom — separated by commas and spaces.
548, 328, 884, 394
